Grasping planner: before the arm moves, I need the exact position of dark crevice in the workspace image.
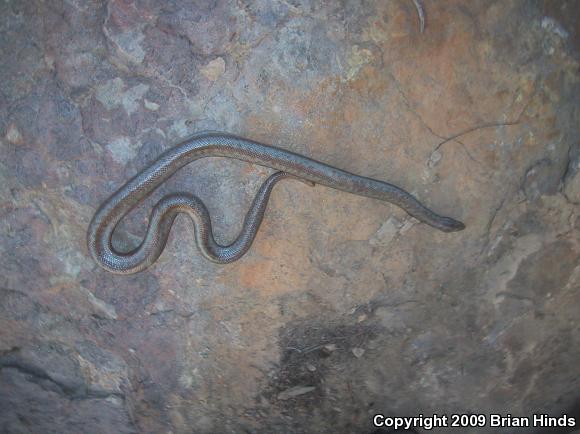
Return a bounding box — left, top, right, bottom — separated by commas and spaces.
0, 361, 125, 401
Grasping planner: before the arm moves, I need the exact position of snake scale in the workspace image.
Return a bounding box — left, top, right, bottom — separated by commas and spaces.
88, 132, 465, 274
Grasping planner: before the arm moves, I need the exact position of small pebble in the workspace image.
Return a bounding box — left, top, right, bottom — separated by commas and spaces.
321, 343, 337, 357
6, 124, 23, 144
277, 385, 316, 400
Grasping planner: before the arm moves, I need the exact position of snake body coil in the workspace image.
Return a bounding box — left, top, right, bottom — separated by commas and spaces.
88, 132, 465, 274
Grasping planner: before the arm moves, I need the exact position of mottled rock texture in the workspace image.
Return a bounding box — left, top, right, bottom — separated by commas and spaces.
1, 0, 579, 433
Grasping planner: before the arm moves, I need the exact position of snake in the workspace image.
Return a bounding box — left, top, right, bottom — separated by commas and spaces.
412, 0, 425, 33
87, 132, 465, 274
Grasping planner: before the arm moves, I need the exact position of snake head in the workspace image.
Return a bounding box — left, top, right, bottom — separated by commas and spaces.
439, 217, 466, 232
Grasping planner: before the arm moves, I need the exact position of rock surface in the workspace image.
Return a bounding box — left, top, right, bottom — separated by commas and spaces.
0, 1, 578, 433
